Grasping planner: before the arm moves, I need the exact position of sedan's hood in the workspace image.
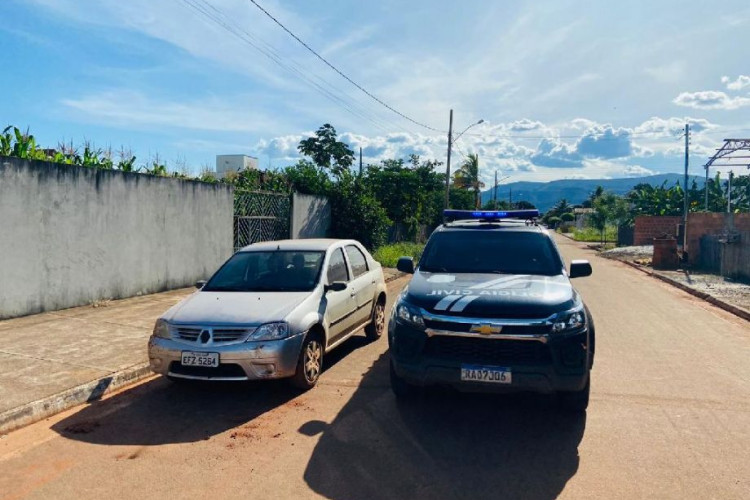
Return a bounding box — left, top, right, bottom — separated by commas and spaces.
404, 271, 576, 318
163, 291, 312, 325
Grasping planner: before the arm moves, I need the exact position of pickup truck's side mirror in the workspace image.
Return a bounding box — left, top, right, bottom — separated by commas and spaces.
569, 260, 592, 279
397, 256, 415, 274
195, 280, 207, 289
325, 281, 348, 293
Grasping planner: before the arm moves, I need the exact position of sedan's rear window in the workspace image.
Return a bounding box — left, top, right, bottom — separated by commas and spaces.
420, 231, 563, 276
203, 251, 325, 292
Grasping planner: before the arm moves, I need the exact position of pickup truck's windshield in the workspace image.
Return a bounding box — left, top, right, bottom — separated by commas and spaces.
203, 251, 325, 292
420, 231, 563, 276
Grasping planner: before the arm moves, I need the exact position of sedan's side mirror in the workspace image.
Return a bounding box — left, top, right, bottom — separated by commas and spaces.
325, 281, 347, 293
195, 280, 207, 289
397, 256, 415, 274
569, 260, 592, 279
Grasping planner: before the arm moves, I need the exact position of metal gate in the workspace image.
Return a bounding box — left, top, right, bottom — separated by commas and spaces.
234, 191, 290, 252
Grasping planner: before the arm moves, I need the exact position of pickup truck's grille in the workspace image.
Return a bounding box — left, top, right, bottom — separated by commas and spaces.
423, 319, 550, 335
172, 326, 254, 344
424, 336, 551, 365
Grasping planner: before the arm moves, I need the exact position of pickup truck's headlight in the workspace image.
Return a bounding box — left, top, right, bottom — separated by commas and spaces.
396, 301, 425, 329
552, 305, 585, 333
248, 322, 290, 341
152, 319, 171, 339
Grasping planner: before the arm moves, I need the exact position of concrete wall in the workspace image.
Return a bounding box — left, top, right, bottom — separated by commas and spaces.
634, 216, 682, 245
722, 232, 750, 282
0, 157, 234, 319
290, 192, 330, 239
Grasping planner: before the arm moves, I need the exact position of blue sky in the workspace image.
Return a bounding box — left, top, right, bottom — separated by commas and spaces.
3, 0, 750, 184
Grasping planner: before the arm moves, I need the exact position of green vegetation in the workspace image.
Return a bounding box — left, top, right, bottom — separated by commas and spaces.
572, 226, 617, 242
373, 243, 425, 268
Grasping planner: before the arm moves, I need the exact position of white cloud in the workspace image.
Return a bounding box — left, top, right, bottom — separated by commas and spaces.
255, 134, 304, 160
721, 75, 750, 90
622, 165, 655, 177
530, 138, 582, 168
61, 90, 277, 133
575, 125, 632, 159
634, 116, 718, 136
673, 90, 750, 110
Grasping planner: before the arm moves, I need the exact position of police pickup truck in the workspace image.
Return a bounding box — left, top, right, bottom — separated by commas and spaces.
388, 209, 595, 411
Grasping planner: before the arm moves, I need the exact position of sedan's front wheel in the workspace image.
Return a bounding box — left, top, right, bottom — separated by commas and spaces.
365, 300, 386, 341
291, 335, 324, 390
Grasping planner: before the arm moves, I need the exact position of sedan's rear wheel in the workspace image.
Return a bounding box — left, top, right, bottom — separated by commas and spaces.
291, 335, 323, 390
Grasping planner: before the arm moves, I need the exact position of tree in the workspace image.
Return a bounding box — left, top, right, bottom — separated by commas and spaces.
591, 192, 628, 244
297, 124, 354, 176
452, 153, 484, 208
561, 212, 575, 222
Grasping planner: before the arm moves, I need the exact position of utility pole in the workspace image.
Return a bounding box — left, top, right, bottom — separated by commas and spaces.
359, 147, 363, 176
682, 123, 690, 254
705, 164, 709, 211
493, 170, 498, 209
444, 109, 453, 210
728, 170, 734, 213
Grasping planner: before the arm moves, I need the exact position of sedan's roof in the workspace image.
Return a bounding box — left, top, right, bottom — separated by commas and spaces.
239, 238, 355, 252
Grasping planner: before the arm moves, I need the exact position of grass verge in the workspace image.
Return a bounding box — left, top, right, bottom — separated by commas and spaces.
373, 242, 424, 268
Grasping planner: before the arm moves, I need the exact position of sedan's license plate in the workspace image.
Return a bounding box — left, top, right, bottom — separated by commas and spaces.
461, 365, 511, 384
181, 351, 219, 368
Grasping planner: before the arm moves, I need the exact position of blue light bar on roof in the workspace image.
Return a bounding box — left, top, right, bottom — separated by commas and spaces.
443, 209, 539, 221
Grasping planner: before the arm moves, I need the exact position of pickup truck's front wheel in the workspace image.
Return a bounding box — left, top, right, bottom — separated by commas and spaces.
559, 376, 590, 412
390, 359, 415, 398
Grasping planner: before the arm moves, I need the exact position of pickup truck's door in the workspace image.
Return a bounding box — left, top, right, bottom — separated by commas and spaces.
324, 248, 357, 345
345, 244, 377, 327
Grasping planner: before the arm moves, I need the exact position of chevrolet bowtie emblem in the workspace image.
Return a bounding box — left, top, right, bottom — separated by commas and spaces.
470, 324, 502, 335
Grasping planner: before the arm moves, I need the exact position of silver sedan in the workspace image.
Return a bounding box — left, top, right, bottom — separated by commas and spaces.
148, 239, 387, 389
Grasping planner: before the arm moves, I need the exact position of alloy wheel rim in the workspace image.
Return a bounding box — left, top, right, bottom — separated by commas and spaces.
375, 304, 385, 334
304, 340, 322, 382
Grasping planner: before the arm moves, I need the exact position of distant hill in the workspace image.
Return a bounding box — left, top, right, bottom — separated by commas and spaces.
481, 173, 705, 212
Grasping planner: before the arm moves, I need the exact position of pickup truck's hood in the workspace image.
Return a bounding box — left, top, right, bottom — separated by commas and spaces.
403, 271, 577, 318
163, 291, 312, 325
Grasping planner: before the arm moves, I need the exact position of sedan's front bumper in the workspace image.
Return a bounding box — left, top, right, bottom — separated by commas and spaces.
148, 333, 305, 381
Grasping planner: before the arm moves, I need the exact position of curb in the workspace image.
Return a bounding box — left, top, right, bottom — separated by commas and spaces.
0, 362, 154, 436
618, 260, 750, 322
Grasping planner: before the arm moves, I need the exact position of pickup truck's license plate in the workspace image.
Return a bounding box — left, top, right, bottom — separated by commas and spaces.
181, 351, 219, 367
461, 365, 511, 384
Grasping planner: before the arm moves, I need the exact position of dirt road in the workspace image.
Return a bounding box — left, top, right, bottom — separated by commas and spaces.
1, 237, 748, 499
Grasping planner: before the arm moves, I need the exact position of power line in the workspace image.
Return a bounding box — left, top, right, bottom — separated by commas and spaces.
246, 0, 444, 133
180, 0, 401, 136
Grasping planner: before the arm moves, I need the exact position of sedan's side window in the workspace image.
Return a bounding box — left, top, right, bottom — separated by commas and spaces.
345, 245, 369, 279
327, 248, 349, 283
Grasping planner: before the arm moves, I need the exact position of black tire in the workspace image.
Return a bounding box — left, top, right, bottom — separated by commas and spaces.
365, 299, 386, 341
290, 333, 324, 390
559, 376, 590, 412
390, 359, 415, 398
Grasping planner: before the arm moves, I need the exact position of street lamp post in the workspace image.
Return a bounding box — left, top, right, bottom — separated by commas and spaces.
443, 111, 484, 210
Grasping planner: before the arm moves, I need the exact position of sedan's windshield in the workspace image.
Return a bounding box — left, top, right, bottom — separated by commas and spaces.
203, 251, 325, 292
420, 230, 563, 276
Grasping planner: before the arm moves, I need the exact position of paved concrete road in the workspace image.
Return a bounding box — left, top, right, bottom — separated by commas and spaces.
1, 237, 748, 499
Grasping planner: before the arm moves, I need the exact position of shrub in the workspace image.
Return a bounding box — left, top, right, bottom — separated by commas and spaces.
561, 212, 575, 222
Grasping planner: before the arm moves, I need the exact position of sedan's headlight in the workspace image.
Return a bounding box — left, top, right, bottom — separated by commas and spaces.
552, 305, 585, 333
396, 301, 425, 329
152, 318, 171, 339
248, 322, 290, 341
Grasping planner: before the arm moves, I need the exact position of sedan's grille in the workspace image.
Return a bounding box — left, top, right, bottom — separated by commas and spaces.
171, 326, 254, 344
424, 336, 551, 366
174, 327, 201, 342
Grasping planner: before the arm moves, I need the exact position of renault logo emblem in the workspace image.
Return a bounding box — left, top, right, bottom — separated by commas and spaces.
470, 324, 502, 335
200, 329, 211, 344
